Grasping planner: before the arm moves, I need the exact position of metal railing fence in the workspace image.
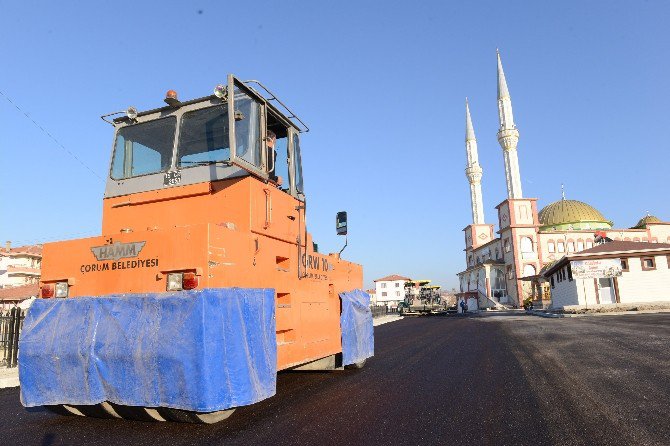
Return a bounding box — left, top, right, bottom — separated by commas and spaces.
370, 305, 390, 319
0, 308, 24, 368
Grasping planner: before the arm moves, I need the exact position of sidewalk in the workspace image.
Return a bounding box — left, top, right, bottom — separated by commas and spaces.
373, 314, 403, 327
528, 308, 670, 319
0, 367, 19, 389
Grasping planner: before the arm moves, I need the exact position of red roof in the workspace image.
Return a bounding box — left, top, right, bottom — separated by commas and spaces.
374, 274, 411, 282
542, 240, 670, 277
578, 240, 670, 255
1, 244, 42, 257
6, 265, 40, 275
0, 284, 39, 301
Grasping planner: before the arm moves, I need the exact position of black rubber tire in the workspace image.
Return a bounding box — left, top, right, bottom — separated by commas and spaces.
157, 407, 235, 424
108, 403, 162, 422
45, 405, 76, 417
345, 359, 366, 369
70, 403, 117, 419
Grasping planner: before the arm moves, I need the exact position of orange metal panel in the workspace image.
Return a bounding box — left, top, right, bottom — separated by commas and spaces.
40, 176, 363, 372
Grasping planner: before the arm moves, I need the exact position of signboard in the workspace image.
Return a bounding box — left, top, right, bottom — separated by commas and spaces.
570, 259, 622, 279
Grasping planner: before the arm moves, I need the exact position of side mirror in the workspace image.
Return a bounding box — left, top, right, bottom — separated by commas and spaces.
336, 211, 348, 236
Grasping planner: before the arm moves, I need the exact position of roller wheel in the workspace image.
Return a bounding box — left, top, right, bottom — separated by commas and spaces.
345, 359, 366, 369
70, 403, 119, 419
45, 405, 79, 417
157, 407, 236, 424
108, 403, 165, 422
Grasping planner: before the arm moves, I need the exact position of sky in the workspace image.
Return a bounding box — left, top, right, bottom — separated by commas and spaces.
1, 1, 669, 290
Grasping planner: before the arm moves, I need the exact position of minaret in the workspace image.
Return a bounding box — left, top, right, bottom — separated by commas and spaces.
497, 50, 523, 199
465, 99, 485, 224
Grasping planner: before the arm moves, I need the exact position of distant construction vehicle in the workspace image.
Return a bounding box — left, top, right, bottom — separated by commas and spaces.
397, 280, 442, 315
19, 75, 372, 423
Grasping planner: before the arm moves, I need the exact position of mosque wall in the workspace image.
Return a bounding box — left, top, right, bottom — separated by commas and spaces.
647, 224, 670, 243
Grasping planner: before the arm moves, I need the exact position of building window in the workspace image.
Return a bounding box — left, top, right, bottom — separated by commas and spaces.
586, 240, 593, 249
557, 241, 565, 253
633, 237, 640, 242
395, 283, 400, 287
522, 264, 536, 277
520, 237, 533, 253
382, 292, 387, 297
506, 265, 514, 279
642, 238, 648, 242
504, 239, 511, 253
577, 241, 584, 251
396, 291, 401, 297
621, 259, 629, 272
381, 283, 386, 288
548, 242, 555, 253
476, 256, 480, 264
568, 265, 573, 281
492, 269, 506, 298
550, 276, 555, 288
641, 257, 656, 271
567, 242, 575, 252
495, 248, 500, 259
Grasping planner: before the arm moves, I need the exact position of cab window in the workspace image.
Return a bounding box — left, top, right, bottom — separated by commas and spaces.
234, 91, 262, 168
111, 117, 176, 179
177, 105, 230, 167
292, 133, 304, 194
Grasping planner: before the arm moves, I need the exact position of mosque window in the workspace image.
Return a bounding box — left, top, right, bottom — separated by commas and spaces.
577, 240, 584, 251
522, 264, 536, 277
557, 241, 565, 253
548, 242, 555, 253
520, 237, 533, 253
641, 257, 656, 271
492, 269, 506, 297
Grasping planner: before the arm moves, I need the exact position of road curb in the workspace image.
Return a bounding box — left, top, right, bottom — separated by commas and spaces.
0, 377, 19, 389
527, 310, 563, 318
527, 309, 670, 319
373, 315, 403, 327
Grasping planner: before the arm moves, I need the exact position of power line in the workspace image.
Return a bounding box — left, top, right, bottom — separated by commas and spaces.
0, 89, 104, 182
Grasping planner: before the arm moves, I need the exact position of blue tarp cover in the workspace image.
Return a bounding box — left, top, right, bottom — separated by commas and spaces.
339, 289, 374, 365
19, 288, 277, 412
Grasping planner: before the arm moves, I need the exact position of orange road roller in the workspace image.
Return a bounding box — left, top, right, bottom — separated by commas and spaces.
19, 75, 373, 423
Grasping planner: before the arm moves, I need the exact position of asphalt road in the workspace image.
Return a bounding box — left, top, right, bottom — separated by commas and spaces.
1, 312, 669, 446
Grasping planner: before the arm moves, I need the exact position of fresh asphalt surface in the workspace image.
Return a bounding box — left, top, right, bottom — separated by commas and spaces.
1, 312, 669, 446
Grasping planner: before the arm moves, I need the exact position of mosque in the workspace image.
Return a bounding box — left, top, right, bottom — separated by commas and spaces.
456, 51, 670, 309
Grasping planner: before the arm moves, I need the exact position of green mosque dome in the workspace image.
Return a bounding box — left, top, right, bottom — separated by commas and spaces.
538, 199, 612, 232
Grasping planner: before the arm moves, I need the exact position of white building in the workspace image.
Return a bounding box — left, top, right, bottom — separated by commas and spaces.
366, 288, 378, 306
0, 242, 42, 289
374, 274, 410, 308
542, 241, 670, 309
